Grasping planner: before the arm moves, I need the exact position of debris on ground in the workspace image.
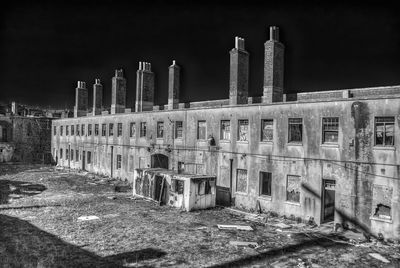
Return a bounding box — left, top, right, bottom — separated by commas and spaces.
77, 215, 100, 221
217, 224, 253, 231
369, 253, 390, 263
229, 241, 258, 247
274, 223, 292, 229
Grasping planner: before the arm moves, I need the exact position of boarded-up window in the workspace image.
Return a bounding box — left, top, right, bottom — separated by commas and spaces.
372, 184, 392, 219
236, 169, 247, 193
238, 120, 249, 141
287, 175, 300, 203
197, 121, 206, 140
261, 119, 273, 141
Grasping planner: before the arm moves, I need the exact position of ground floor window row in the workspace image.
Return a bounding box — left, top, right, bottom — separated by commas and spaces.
54, 116, 395, 146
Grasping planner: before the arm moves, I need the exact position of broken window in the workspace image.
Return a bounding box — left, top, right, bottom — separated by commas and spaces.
198, 180, 211, 195
375, 117, 394, 146
109, 123, 113, 136
140, 122, 146, 137
94, 124, 99, 136
322, 117, 339, 143
197, 121, 206, 140
288, 118, 302, 143
372, 184, 392, 220
236, 169, 247, 193
102, 124, 106, 136
220, 120, 231, 140
259, 172, 272, 196
286, 175, 300, 203
157, 121, 164, 138
88, 124, 92, 136
117, 123, 122, 137
238, 120, 249, 141
117, 154, 122, 169
172, 179, 184, 194
261, 119, 273, 142
175, 121, 183, 139
130, 122, 136, 138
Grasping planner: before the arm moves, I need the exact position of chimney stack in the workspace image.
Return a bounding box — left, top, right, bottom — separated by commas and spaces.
111, 69, 127, 114
263, 26, 284, 103
92, 78, 103, 116
229, 36, 249, 105
168, 60, 180, 110
135, 61, 155, 112
74, 81, 88, 117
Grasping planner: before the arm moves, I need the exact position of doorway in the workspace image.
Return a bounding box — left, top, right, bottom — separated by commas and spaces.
151, 154, 169, 169
322, 180, 336, 222
82, 150, 86, 171
154, 175, 167, 205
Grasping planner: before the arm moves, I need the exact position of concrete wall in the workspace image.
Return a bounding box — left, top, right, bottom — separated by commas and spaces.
52, 94, 400, 239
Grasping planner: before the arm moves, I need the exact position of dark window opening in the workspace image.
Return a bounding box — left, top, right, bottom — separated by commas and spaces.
259, 172, 272, 196
288, 118, 302, 143
157, 121, 164, 138
375, 117, 395, 146
261, 119, 273, 141
374, 204, 391, 219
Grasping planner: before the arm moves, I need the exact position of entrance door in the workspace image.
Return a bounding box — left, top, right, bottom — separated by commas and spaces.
82, 150, 86, 171
322, 180, 336, 222
151, 154, 169, 169
216, 159, 233, 207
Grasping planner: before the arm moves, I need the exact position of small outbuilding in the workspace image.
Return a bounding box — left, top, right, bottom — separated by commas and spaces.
133, 168, 216, 211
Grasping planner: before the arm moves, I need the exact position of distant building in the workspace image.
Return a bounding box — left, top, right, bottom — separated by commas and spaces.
52, 27, 400, 239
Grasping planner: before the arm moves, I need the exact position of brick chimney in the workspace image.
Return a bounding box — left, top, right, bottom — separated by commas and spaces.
74, 81, 88, 117
168, 60, 180, 110
229, 36, 249, 105
263, 26, 284, 103
92, 78, 103, 116
111, 69, 127, 114
135, 62, 154, 112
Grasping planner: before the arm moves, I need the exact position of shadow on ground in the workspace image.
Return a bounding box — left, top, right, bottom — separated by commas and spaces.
0, 180, 47, 204
0, 214, 166, 267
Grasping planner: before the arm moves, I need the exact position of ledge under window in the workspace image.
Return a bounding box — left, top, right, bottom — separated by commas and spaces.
321, 143, 339, 148
284, 201, 301, 206
287, 142, 303, 147
373, 146, 396, 151
370, 216, 393, 224
237, 140, 249, 144
260, 141, 273, 145
219, 139, 231, 143
258, 195, 272, 201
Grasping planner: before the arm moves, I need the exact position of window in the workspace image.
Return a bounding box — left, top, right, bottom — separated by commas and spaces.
236, 169, 247, 193
220, 120, 231, 140
60, 126, 63, 136
286, 175, 300, 203
109, 123, 114, 136
87, 151, 91, 164
76, 150, 79, 161
88, 124, 92, 136
288, 118, 302, 143
157, 122, 164, 138
71, 149, 74, 161
375, 117, 394, 146
140, 122, 147, 137
259, 172, 272, 196
66, 149, 69, 160
117, 154, 122, 169
76, 124, 80, 136
198, 181, 211, 195
60, 148, 63, 159
322, 117, 339, 143
197, 121, 206, 140
130, 122, 136, 138
94, 124, 99, 136
53, 126, 57, 136
81, 124, 85, 136
172, 179, 184, 194
261, 119, 273, 142
175, 121, 183, 139
238, 120, 249, 141
66, 126, 69, 136
71, 125, 74, 135
117, 123, 122, 137
178, 161, 185, 174
102, 124, 106, 136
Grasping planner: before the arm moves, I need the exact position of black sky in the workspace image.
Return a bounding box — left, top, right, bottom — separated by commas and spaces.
1, 1, 399, 109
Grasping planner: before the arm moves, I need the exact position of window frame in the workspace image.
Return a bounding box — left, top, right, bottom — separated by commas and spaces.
261, 119, 274, 142
288, 118, 303, 143
102, 124, 106, 136
94, 124, 99, 136
140, 122, 147, 137
157, 121, 164, 138
88, 124, 92, 136
220, 120, 231, 140
109, 123, 114, 136
116, 154, 122, 169
197, 120, 207, 140
130, 122, 136, 138
286, 175, 301, 203
322, 117, 339, 144
237, 119, 249, 142
175, 121, 183, 139
117, 123, 123, 137
374, 116, 395, 147
259, 171, 272, 197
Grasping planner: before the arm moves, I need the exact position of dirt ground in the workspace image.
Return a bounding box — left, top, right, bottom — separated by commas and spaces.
0, 164, 399, 268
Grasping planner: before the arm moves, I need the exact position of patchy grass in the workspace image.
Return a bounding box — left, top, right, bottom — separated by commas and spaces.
0, 164, 399, 267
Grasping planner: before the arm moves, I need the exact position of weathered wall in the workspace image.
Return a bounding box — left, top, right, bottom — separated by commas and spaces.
52, 94, 400, 238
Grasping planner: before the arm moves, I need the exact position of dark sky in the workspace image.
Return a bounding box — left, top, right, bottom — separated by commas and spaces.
1, 1, 399, 109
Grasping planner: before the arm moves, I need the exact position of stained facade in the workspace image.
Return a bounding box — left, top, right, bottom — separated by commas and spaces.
51, 27, 400, 239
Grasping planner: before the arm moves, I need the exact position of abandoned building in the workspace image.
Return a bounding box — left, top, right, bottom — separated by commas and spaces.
51, 26, 400, 239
